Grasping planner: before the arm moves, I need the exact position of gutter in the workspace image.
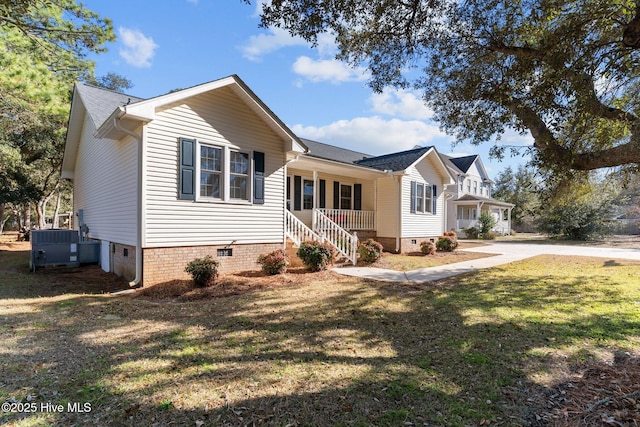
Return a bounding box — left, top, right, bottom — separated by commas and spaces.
112, 111, 143, 288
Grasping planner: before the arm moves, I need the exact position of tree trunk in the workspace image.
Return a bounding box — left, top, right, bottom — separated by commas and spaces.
0, 203, 5, 234
36, 189, 56, 229
52, 191, 62, 229
23, 204, 31, 229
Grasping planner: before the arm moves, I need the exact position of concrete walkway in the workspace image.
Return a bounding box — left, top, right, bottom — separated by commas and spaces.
334, 241, 640, 283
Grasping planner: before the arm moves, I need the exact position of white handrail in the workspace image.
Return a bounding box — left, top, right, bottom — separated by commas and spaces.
316, 208, 374, 230
285, 210, 322, 246
313, 210, 358, 265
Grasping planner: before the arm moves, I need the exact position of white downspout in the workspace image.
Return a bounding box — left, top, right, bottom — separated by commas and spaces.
112, 113, 143, 288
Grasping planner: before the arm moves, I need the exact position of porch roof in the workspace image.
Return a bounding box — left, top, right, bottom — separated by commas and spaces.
453, 194, 514, 208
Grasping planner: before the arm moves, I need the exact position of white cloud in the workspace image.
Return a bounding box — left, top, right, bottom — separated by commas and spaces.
292, 116, 452, 155
292, 56, 368, 84
241, 27, 307, 61
118, 27, 158, 68
369, 88, 434, 120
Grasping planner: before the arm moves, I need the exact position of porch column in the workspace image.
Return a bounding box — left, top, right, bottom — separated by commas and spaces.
312, 170, 318, 231
507, 207, 512, 235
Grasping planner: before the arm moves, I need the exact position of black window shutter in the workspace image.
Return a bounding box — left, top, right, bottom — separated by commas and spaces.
294, 175, 302, 211
432, 184, 437, 214
410, 181, 416, 214
319, 179, 326, 208
333, 181, 340, 209
179, 137, 196, 200
354, 183, 362, 211
253, 151, 265, 204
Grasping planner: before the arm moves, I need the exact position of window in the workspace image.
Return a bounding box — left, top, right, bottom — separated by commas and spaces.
473, 181, 478, 194
340, 184, 352, 210
178, 138, 263, 203
466, 179, 471, 193
200, 146, 222, 198
229, 151, 249, 200
416, 183, 424, 212
413, 182, 433, 214
458, 176, 464, 192
303, 179, 314, 210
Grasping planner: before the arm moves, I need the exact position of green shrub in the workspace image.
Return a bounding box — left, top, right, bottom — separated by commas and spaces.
482, 231, 497, 240
257, 249, 289, 275
357, 239, 383, 264
184, 255, 219, 287
478, 211, 497, 235
436, 235, 458, 252
420, 240, 436, 255
297, 240, 335, 271
463, 226, 479, 239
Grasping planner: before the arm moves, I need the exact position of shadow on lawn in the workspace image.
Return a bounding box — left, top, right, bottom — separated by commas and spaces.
1, 254, 639, 426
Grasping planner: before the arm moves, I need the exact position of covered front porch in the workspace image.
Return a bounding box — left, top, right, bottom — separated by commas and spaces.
453, 195, 514, 236
286, 155, 385, 234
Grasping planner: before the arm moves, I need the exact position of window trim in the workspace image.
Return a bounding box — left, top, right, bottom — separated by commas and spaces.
412, 181, 433, 214
302, 178, 314, 210
195, 141, 253, 204
340, 183, 352, 210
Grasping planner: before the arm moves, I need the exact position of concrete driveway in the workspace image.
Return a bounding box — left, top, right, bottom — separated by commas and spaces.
334, 241, 640, 283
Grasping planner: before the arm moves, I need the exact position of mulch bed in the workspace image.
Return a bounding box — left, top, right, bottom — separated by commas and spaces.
543, 354, 640, 426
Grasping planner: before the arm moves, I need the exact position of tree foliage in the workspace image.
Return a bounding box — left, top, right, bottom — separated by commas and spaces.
493, 165, 541, 226
1, 1, 115, 229
251, 0, 640, 172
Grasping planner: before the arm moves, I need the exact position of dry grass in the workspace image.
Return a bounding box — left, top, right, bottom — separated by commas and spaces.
1, 241, 640, 426
369, 242, 496, 271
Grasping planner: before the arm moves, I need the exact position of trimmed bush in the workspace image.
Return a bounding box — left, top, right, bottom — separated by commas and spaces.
358, 239, 383, 264
184, 255, 219, 287
257, 249, 289, 275
478, 211, 497, 235
463, 226, 480, 239
482, 231, 497, 240
420, 240, 436, 255
436, 235, 459, 252
443, 230, 458, 239
297, 240, 335, 271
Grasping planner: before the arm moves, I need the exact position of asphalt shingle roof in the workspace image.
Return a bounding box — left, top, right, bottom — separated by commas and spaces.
448, 155, 477, 173
300, 138, 372, 164
455, 194, 514, 207
355, 146, 433, 172
75, 83, 144, 128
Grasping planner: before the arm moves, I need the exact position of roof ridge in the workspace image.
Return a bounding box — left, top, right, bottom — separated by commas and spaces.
77, 81, 144, 101
358, 145, 432, 162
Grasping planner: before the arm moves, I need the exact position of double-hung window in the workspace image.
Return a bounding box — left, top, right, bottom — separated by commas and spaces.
340, 184, 352, 210
179, 137, 263, 204
229, 151, 249, 200
200, 146, 222, 198
303, 179, 314, 210
413, 182, 433, 214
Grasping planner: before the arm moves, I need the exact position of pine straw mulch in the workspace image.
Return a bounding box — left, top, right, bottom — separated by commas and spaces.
134, 267, 343, 302
542, 354, 640, 426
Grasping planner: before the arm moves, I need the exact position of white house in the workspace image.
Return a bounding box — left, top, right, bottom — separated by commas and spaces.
62, 75, 508, 286
441, 154, 514, 235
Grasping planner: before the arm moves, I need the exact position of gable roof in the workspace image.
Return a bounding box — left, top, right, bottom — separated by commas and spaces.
355, 146, 433, 172
454, 194, 514, 207
301, 138, 372, 164
74, 83, 143, 129
448, 154, 478, 173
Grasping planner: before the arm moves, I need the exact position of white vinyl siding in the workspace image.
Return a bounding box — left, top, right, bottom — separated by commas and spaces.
402, 155, 445, 237
144, 87, 286, 247
73, 119, 138, 245
374, 177, 398, 238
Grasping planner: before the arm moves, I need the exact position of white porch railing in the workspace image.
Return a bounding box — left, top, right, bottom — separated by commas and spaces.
285, 210, 322, 247
457, 219, 510, 235
316, 208, 374, 230
285, 210, 359, 265
313, 210, 359, 265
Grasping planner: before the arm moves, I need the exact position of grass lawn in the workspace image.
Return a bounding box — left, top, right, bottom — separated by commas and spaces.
1, 242, 639, 426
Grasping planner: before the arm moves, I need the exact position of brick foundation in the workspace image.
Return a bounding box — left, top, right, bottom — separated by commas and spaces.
376, 236, 439, 254
142, 242, 282, 286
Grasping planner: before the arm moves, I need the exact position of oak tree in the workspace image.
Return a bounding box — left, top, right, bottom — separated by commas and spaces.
251, 0, 640, 172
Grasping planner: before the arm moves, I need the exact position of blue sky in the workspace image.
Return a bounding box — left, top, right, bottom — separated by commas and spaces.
82, 0, 532, 178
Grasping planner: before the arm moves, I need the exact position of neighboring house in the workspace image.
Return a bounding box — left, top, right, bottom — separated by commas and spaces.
441, 154, 514, 236
63, 75, 504, 287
